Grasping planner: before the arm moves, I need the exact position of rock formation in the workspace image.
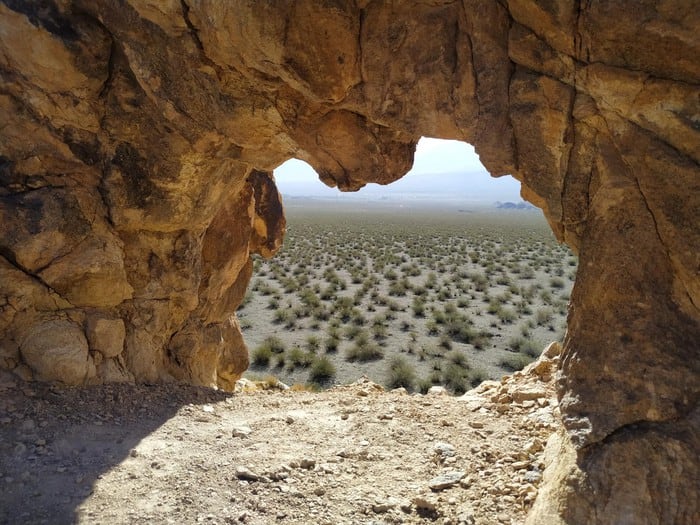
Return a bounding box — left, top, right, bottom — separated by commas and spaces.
0, 1, 697, 523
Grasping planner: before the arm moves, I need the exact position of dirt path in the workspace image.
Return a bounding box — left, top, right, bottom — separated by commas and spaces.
0, 345, 561, 525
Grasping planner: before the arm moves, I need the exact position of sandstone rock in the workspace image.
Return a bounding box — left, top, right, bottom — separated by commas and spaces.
234, 466, 260, 482
85, 318, 125, 359
0, 2, 698, 523
427, 386, 449, 396
231, 426, 252, 438
19, 320, 91, 386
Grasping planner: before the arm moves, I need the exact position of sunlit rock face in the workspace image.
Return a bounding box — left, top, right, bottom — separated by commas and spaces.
0, 2, 698, 522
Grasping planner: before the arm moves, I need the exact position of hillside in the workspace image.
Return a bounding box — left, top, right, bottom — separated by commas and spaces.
0, 345, 562, 525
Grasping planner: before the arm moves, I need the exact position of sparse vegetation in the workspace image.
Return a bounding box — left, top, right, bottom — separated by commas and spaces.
242, 203, 574, 390
385, 356, 417, 391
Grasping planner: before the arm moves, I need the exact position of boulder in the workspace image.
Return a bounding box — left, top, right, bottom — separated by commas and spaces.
19, 320, 91, 386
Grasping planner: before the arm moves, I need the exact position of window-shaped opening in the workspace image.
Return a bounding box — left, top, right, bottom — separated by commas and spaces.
238, 138, 576, 393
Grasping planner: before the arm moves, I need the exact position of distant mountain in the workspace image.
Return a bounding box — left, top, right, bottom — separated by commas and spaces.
495, 201, 536, 210
276, 170, 523, 203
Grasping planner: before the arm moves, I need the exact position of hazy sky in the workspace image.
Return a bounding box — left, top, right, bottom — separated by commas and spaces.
274, 137, 522, 202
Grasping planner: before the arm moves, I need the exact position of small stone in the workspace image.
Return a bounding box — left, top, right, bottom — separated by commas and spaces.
433, 442, 456, 465
511, 387, 548, 403
299, 458, 316, 470
468, 421, 484, 429
234, 466, 260, 482
232, 425, 252, 438
413, 495, 439, 511
313, 487, 326, 496
429, 471, 465, 491
427, 386, 448, 396
524, 439, 544, 454
523, 470, 542, 484
372, 497, 398, 513
285, 415, 295, 424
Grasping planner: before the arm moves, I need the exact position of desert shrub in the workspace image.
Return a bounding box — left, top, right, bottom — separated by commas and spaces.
521, 339, 543, 358
288, 347, 314, 369
344, 324, 363, 340
372, 323, 388, 341
496, 274, 511, 286
388, 280, 408, 296
549, 277, 565, 289
436, 288, 452, 301
432, 310, 446, 325
443, 362, 470, 394
312, 306, 330, 322
346, 337, 384, 362
507, 336, 527, 352
535, 307, 553, 326
309, 356, 336, 383
385, 356, 416, 390
438, 334, 452, 349
417, 378, 433, 394
273, 308, 296, 328
256, 336, 285, 355
324, 336, 340, 353
471, 272, 489, 291
499, 353, 535, 372
386, 299, 402, 312
497, 307, 516, 324
520, 266, 535, 279
351, 310, 367, 326
306, 335, 321, 352
251, 345, 272, 367
447, 350, 469, 367
468, 331, 489, 350
468, 368, 488, 386
540, 290, 553, 304
426, 320, 440, 336
267, 297, 280, 310
487, 301, 502, 315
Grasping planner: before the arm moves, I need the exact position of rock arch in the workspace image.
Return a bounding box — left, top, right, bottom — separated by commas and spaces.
0, 1, 697, 522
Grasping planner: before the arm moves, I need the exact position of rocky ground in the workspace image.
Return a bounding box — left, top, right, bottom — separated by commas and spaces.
0, 344, 562, 525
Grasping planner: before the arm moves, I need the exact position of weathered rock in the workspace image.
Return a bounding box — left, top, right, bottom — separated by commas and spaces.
0, 2, 698, 523
85, 317, 125, 359
428, 471, 465, 491
19, 320, 92, 386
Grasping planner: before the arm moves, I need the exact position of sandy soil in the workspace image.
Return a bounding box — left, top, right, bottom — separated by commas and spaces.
0, 345, 561, 525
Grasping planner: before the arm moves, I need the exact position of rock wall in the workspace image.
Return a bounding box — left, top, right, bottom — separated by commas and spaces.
0, 1, 698, 522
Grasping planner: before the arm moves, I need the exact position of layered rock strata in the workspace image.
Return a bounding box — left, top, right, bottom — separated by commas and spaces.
0, 1, 698, 523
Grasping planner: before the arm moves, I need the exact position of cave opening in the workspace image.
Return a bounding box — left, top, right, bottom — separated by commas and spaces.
238, 138, 576, 392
